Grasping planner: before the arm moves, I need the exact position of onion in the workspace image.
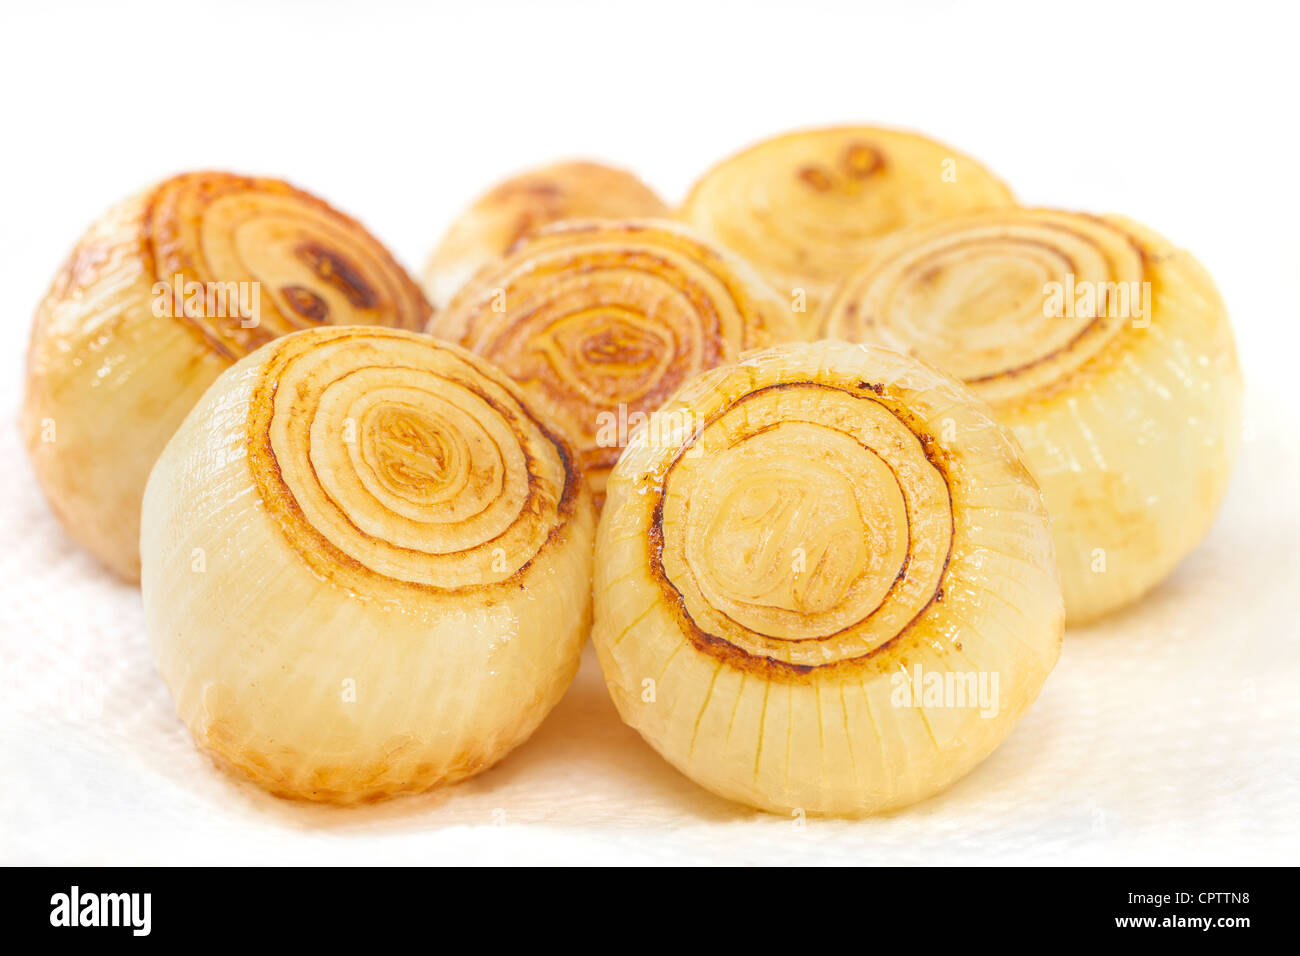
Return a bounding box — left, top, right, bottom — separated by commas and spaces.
22, 171, 431, 581
429, 219, 799, 506
422, 161, 669, 308
141, 327, 594, 803
592, 340, 1062, 815
821, 209, 1242, 622
680, 126, 1015, 334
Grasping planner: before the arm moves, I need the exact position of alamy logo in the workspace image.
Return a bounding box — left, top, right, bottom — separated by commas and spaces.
49, 885, 151, 936
594, 404, 702, 455
890, 664, 1001, 718
152, 272, 260, 328
1042, 274, 1151, 328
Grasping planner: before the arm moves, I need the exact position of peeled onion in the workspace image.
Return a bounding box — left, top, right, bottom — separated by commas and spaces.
22, 171, 430, 581
680, 126, 1015, 334
422, 161, 669, 307
821, 209, 1242, 622
141, 327, 594, 803
592, 340, 1063, 815
430, 219, 799, 506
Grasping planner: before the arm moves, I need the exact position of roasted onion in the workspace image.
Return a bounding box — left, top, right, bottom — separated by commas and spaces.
22, 171, 431, 581
430, 219, 799, 506
821, 209, 1242, 622
592, 340, 1063, 815
141, 327, 594, 803
422, 161, 669, 307
680, 126, 1014, 334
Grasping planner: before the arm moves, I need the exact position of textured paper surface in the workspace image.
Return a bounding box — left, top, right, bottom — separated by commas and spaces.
2, 374, 1297, 864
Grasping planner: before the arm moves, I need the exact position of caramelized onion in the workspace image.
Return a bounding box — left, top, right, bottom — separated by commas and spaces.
22, 171, 430, 580
822, 209, 1243, 621
423, 161, 669, 307
592, 340, 1062, 815
681, 126, 1014, 333
141, 327, 594, 803
431, 219, 798, 505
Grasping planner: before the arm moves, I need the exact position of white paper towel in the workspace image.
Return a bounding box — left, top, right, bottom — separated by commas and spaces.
2, 372, 1297, 865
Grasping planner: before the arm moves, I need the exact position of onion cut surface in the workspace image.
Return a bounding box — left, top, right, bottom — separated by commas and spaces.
592, 340, 1063, 816
821, 209, 1242, 622
680, 126, 1015, 333
430, 219, 799, 506
23, 171, 431, 581
141, 327, 594, 803
422, 161, 669, 308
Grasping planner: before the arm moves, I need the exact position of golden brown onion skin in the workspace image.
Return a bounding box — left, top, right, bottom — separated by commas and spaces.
142, 327, 594, 803
593, 340, 1063, 816
22, 172, 431, 581
680, 126, 1015, 333
429, 219, 799, 507
422, 161, 669, 307
821, 209, 1242, 622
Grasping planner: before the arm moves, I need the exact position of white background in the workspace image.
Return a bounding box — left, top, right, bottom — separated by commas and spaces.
1, 0, 1297, 865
